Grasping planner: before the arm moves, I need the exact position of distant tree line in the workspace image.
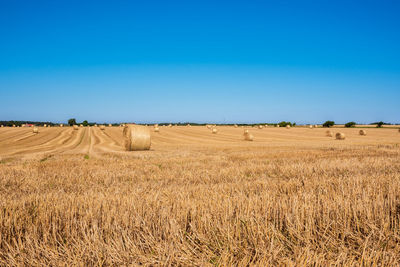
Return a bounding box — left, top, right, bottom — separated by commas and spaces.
322, 121, 392, 128
0, 120, 396, 128
0, 121, 55, 127
67, 118, 119, 127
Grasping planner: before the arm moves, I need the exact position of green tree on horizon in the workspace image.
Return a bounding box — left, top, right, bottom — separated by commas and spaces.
68, 118, 76, 126
323, 121, 335, 128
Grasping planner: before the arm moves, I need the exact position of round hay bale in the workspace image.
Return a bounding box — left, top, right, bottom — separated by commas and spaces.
258, 125, 263, 129
309, 125, 313, 129
276, 125, 280, 128
0, 125, 3, 127
244, 132, 254, 141
314, 125, 318, 128
44, 124, 47, 127
73, 125, 79, 130
60, 124, 64, 127
206, 125, 211, 129
80, 124, 83, 127
187, 124, 191, 127
326, 130, 333, 137
100, 125, 106, 130
243, 129, 249, 135
32, 127, 39, 134
154, 127, 160, 132
169, 124, 172, 127
94, 124, 98, 127
336, 132, 346, 140
108, 124, 112, 127
286, 125, 290, 129
123, 125, 151, 151
234, 124, 238, 128
359, 130, 366, 136
212, 128, 218, 134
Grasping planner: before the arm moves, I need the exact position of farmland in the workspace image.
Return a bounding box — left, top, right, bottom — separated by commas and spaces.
0, 126, 400, 265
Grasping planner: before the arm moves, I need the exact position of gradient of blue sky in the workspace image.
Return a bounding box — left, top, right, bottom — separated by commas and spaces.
1, 0, 399, 123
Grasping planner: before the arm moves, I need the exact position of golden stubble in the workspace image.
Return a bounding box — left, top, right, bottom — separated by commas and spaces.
0, 126, 399, 265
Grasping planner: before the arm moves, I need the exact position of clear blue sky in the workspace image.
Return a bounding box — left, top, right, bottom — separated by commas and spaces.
1, 0, 399, 124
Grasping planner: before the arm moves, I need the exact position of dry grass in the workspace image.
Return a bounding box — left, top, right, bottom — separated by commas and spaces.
0, 126, 400, 265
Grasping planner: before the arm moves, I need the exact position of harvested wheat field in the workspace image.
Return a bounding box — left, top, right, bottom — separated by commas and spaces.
1, 126, 400, 265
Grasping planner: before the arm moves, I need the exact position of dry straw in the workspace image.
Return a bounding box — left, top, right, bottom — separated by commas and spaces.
32, 127, 39, 134
60, 124, 64, 127
154, 127, 160, 132
73, 125, 79, 130
169, 124, 172, 127
336, 132, 346, 140
80, 124, 83, 127
244, 131, 254, 141
123, 125, 151, 151
286, 125, 291, 129
258, 125, 263, 129
243, 129, 249, 135
212, 128, 218, 134
276, 125, 280, 128
108, 124, 112, 127
100, 125, 106, 130
206, 125, 211, 129
359, 130, 367, 136
234, 124, 238, 128
326, 130, 333, 137
309, 125, 313, 129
